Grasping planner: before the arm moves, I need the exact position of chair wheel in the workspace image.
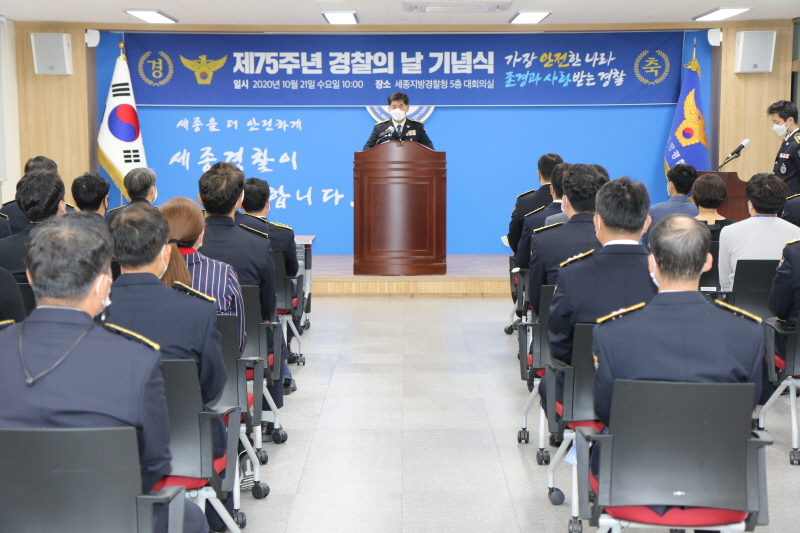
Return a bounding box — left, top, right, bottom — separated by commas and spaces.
516, 429, 529, 444
232, 509, 246, 528
536, 449, 550, 465
568, 518, 582, 533
549, 487, 565, 505
504, 325, 514, 335
297, 355, 306, 366
669, 530, 686, 533
791, 449, 800, 465
261, 422, 274, 438
257, 449, 268, 465
303, 320, 311, 330
297, 326, 304, 336
251, 482, 270, 499
272, 428, 288, 444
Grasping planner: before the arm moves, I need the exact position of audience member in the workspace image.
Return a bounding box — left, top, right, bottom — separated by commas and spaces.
719, 173, 800, 291
526, 164, 607, 315
0, 170, 66, 282
769, 239, 800, 361
0, 213, 208, 533
506, 153, 562, 253
515, 162, 570, 269
0, 213, 10, 239
691, 173, 733, 240
780, 193, 800, 228
106, 167, 158, 223
641, 163, 699, 248
71, 172, 110, 216
0, 156, 70, 234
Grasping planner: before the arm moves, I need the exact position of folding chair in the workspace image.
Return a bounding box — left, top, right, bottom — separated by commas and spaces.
274, 251, 306, 365
698, 240, 721, 291
295, 237, 313, 332
517, 285, 556, 468
0, 267, 26, 322
16, 283, 36, 317
154, 359, 242, 532
760, 320, 800, 464
706, 259, 780, 319
0, 427, 186, 533
576, 381, 771, 533
505, 255, 523, 334
211, 314, 269, 511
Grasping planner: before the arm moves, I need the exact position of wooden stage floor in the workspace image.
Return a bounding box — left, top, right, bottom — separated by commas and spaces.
312, 255, 509, 297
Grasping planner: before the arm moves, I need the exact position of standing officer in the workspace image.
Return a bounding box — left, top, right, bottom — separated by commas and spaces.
526, 164, 606, 315
506, 153, 563, 254
768, 100, 800, 195
515, 162, 570, 269
363, 92, 433, 150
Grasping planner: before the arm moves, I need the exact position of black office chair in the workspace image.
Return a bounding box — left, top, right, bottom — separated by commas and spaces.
0, 427, 186, 533
504, 255, 523, 334
297, 239, 313, 332
111, 259, 122, 280
761, 321, 800, 464
698, 240, 721, 290
155, 359, 242, 532
707, 259, 779, 319
16, 282, 36, 317
576, 381, 771, 533
274, 251, 305, 365
0, 267, 26, 322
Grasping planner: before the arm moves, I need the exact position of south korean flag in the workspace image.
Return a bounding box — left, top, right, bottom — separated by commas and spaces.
98, 47, 147, 200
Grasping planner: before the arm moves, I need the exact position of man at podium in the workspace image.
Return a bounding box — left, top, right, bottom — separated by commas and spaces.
363, 92, 434, 150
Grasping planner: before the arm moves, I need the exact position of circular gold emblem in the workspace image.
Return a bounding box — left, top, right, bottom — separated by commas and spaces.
138, 51, 174, 87
633, 50, 670, 85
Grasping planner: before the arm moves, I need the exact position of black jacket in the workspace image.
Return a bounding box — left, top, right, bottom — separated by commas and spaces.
506, 185, 553, 254
363, 119, 433, 150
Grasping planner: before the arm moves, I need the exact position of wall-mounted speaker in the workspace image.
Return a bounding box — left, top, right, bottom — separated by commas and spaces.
734, 31, 776, 74
31, 33, 73, 75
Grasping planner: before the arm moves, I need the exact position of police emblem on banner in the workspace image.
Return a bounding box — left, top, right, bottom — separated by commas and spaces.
634, 50, 671, 85
180, 55, 228, 85
366, 105, 435, 123
138, 51, 174, 86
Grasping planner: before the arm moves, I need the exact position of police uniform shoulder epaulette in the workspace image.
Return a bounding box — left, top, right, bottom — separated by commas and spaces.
64, 202, 75, 209
103, 323, 160, 351
107, 205, 124, 212
517, 189, 536, 198
0, 212, 7, 219
787, 194, 800, 201
271, 221, 293, 230
787, 238, 800, 245
794, 132, 800, 144
408, 118, 423, 123
712, 299, 763, 323
173, 281, 216, 302
375, 119, 389, 125
243, 212, 266, 222
0, 319, 15, 330
524, 206, 545, 217
560, 249, 595, 267
2, 200, 15, 206
239, 224, 269, 238
597, 302, 646, 324
533, 222, 563, 234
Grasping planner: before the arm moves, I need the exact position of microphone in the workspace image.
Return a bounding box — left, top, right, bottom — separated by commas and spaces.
728, 139, 750, 158
378, 126, 395, 138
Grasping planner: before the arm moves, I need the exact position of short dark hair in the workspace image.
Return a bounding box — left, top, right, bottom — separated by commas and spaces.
537, 153, 563, 182
24, 213, 113, 301
746, 173, 788, 214
550, 163, 571, 198
198, 162, 245, 216
23, 156, 58, 175
596, 177, 650, 232
590, 164, 609, 180
123, 168, 157, 199
242, 178, 271, 213
667, 164, 698, 195
109, 204, 170, 268
561, 164, 609, 213
388, 92, 409, 105
767, 100, 798, 122
16, 170, 64, 222
691, 174, 727, 209
71, 173, 110, 212
650, 214, 711, 283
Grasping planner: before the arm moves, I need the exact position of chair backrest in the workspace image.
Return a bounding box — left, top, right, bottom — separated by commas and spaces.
111, 259, 122, 280
160, 359, 211, 479
0, 268, 26, 322
532, 285, 556, 367
699, 240, 721, 290
210, 314, 246, 410
604, 380, 754, 510
16, 283, 36, 317
508, 255, 518, 294
0, 427, 141, 532
563, 323, 597, 423
731, 259, 780, 318
273, 251, 293, 310
240, 285, 263, 360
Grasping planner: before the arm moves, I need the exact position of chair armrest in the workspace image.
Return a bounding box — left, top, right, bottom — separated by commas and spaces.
764, 322, 795, 383
746, 430, 773, 526
258, 321, 284, 383
511, 267, 520, 273
544, 364, 573, 431
575, 428, 597, 520
518, 320, 531, 381
137, 486, 185, 533
199, 406, 241, 495
238, 358, 263, 425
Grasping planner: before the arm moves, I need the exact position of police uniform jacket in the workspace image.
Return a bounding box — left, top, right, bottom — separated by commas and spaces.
107, 273, 226, 405
0, 200, 28, 234
105, 197, 152, 225
0, 307, 170, 493
515, 201, 563, 269
769, 239, 800, 331
592, 291, 765, 427
0, 225, 34, 283
363, 119, 433, 151
526, 213, 600, 315
507, 185, 553, 254
781, 194, 800, 228
774, 129, 800, 195
0, 214, 11, 239
235, 212, 299, 277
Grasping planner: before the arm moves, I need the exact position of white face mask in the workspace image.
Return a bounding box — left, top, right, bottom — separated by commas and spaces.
152, 186, 158, 204
390, 108, 406, 122
649, 270, 660, 288
95, 274, 112, 320
159, 247, 168, 279
774, 122, 789, 137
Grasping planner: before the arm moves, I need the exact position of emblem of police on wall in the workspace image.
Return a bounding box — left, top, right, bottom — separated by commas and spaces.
138, 51, 174, 86
633, 50, 670, 85
179, 55, 228, 85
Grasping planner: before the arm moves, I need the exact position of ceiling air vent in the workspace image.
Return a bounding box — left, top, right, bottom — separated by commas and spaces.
402, 1, 513, 13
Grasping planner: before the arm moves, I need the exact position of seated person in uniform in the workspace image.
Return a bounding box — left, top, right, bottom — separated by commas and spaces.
719, 172, 800, 291
1, 156, 63, 234
769, 239, 800, 365
691, 173, 734, 241
506, 153, 562, 254
641, 163, 699, 248
0, 213, 208, 533
516, 162, 570, 269
363, 91, 434, 151
780, 192, 800, 228
71, 172, 110, 217
0, 170, 66, 282
543, 163, 572, 227
106, 167, 158, 223
526, 164, 607, 315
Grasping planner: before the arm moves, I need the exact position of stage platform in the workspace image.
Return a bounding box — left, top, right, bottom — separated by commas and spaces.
312, 254, 509, 297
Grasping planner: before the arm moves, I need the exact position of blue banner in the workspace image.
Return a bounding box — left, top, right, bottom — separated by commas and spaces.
664, 52, 710, 173
124, 32, 683, 107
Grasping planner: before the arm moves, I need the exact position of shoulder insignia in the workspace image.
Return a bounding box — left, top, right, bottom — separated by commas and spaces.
524, 206, 545, 217
712, 299, 762, 324
517, 189, 536, 198
107, 206, 124, 212
239, 224, 269, 238
172, 282, 216, 302
787, 194, 800, 200
2, 200, 15, 206
103, 323, 160, 351
0, 319, 15, 329
794, 133, 800, 144
597, 302, 646, 324
408, 119, 422, 123
243, 213, 266, 222
534, 222, 563, 234
271, 221, 293, 230
0, 212, 7, 219
64, 202, 75, 209
560, 249, 595, 267
375, 119, 389, 125
787, 238, 800, 245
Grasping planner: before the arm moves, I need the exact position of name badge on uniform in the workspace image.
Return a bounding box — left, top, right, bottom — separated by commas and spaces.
779, 153, 791, 159
407, 130, 416, 136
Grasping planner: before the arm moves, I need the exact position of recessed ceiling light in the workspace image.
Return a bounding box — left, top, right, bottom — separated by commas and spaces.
510, 11, 552, 24
125, 9, 178, 24
693, 7, 752, 21
322, 11, 359, 24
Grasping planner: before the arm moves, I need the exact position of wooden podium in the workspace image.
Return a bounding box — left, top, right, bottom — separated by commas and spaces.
697, 171, 747, 221
353, 141, 446, 275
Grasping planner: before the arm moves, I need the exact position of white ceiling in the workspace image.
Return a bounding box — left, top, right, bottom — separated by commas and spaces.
0, 0, 798, 26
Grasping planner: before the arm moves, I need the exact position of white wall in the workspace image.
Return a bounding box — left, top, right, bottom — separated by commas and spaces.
0, 19, 21, 204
